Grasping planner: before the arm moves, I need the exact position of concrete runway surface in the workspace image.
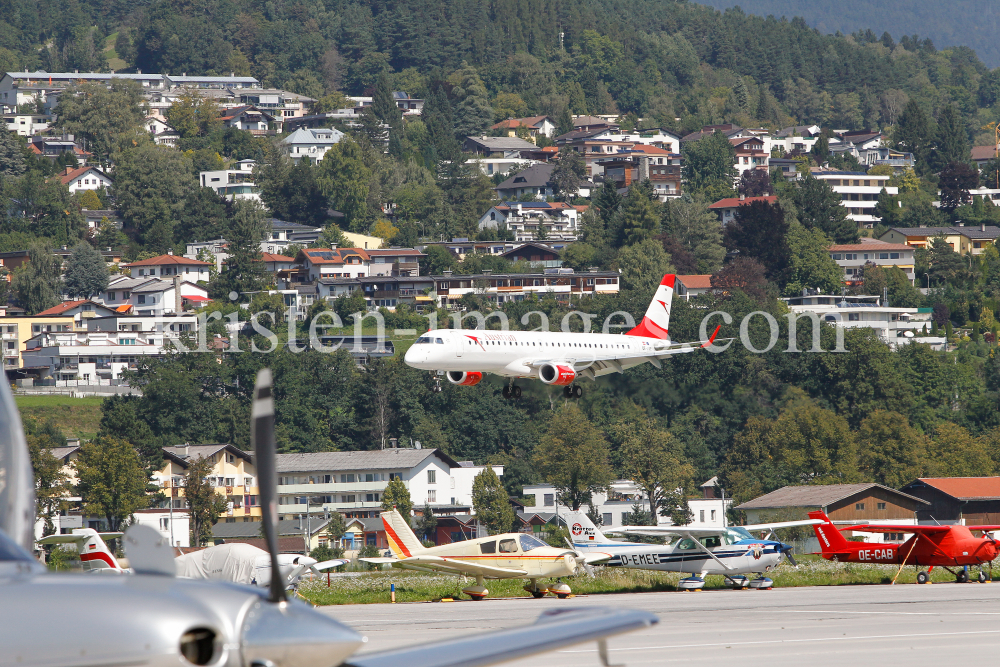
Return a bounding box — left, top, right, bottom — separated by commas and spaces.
321, 582, 1000, 666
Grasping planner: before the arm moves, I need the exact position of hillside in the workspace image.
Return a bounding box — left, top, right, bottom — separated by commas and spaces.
699, 0, 1000, 68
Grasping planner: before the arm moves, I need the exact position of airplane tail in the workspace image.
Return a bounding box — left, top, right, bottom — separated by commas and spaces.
625, 274, 674, 340
564, 511, 616, 549
380, 508, 426, 559
37, 528, 124, 571
807, 510, 851, 554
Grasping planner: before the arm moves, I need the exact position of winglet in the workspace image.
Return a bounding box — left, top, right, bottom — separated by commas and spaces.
701, 324, 721, 348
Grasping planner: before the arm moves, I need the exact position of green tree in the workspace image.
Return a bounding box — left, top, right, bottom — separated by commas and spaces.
0, 123, 25, 177
452, 63, 493, 139
416, 504, 438, 542
792, 177, 857, 244
682, 132, 737, 199
381, 477, 414, 517
619, 186, 661, 245
184, 454, 228, 547
932, 104, 969, 172
931, 422, 994, 477
421, 245, 457, 275
97, 395, 161, 473
616, 239, 675, 294
873, 187, 902, 227
784, 223, 843, 295
76, 437, 148, 532
12, 244, 61, 315
316, 136, 372, 231
111, 143, 197, 250
27, 429, 69, 537
857, 411, 929, 488
64, 242, 109, 299
551, 148, 586, 201
560, 242, 597, 271
326, 510, 347, 546
663, 197, 725, 274
472, 466, 515, 535
894, 99, 933, 174
927, 236, 966, 286
724, 200, 791, 282
54, 80, 149, 166
534, 403, 613, 510
215, 201, 268, 297
615, 420, 694, 525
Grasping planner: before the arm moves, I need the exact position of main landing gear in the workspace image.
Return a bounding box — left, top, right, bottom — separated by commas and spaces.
462, 575, 489, 601
563, 384, 583, 399
502, 384, 522, 399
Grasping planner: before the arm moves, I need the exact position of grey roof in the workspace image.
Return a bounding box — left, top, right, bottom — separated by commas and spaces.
169, 75, 260, 84
777, 125, 821, 138
465, 136, 538, 151
105, 277, 161, 291
275, 448, 460, 473
495, 163, 555, 190
281, 127, 344, 146
212, 518, 329, 539
163, 444, 252, 466
48, 446, 80, 461
266, 219, 322, 231
734, 483, 929, 510
885, 226, 1000, 239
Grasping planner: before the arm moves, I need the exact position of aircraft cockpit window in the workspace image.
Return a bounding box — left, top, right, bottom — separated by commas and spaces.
498, 539, 519, 553
676, 538, 697, 551
415, 336, 432, 344
702, 536, 721, 549
519, 535, 547, 551
727, 527, 755, 542
435, 338, 444, 344
480, 541, 497, 554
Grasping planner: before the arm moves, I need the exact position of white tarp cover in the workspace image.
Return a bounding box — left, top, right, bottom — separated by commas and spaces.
175, 543, 269, 585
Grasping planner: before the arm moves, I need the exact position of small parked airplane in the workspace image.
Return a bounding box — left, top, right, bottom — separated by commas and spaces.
809, 510, 1000, 583
404, 274, 725, 398
361, 508, 608, 599
39, 527, 348, 589
566, 511, 822, 590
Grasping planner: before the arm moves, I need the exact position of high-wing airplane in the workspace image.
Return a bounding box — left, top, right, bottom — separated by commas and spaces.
809, 510, 1000, 584
37, 528, 126, 573
361, 508, 608, 599
1, 370, 657, 667
404, 274, 725, 398
565, 512, 822, 590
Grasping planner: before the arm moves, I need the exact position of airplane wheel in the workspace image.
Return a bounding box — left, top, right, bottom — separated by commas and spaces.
979, 571, 988, 583
572, 385, 583, 398
563, 385, 573, 398
957, 570, 969, 584
556, 593, 569, 599
502, 386, 511, 399
531, 590, 545, 599
512, 385, 522, 399
917, 571, 930, 584
469, 594, 486, 601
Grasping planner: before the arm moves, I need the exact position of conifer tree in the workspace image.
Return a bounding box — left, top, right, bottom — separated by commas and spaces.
932, 104, 969, 172
452, 63, 492, 139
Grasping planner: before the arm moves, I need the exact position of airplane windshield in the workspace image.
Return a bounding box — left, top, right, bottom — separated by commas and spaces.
519, 535, 547, 551
414, 336, 432, 344
728, 527, 755, 542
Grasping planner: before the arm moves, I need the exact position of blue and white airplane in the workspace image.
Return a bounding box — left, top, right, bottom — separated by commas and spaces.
564, 511, 821, 590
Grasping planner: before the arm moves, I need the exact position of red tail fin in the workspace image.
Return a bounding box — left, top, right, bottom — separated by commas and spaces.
808, 510, 850, 554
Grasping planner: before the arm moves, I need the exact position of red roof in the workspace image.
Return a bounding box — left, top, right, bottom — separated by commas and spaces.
261, 253, 294, 262
35, 300, 90, 316
115, 304, 133, 313
677, 275, 713, 289
490, 115, 550, 131
183, 294, 211, 302
299, 248, 371, 264
709, 196, 778, 209
58, 166, 108, 186
125, 254, 212, 267
916, 478, 1000, 501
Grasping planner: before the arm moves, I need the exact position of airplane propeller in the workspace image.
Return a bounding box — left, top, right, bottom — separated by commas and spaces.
251, 369, 286, 605
563, 537, 596, 577
779, 543, 799, 568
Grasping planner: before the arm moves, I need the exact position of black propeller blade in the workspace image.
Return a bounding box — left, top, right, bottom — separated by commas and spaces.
251, 368, 285, 604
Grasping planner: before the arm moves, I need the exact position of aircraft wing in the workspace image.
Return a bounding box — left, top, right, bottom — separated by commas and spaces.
844, 524, 951, 534
608, 525, 728, 537
344, 607, 657, 667
314, 559, 351, 570
363, 554, 528, 578
742, 519, 824, 532
37, 532, 123, 545
966, 525, 1000, 532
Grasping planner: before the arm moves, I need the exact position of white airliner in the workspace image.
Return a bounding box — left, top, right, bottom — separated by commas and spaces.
404, 274, 722, 397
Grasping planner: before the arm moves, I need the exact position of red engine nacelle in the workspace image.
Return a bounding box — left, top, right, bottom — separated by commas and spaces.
538, 363, 576, 386
446, 371, 483, 386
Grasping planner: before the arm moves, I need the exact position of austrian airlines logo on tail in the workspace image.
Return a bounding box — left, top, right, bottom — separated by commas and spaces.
626, 274, 675, 340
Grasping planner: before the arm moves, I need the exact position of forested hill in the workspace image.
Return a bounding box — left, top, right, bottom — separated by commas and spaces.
699, 1, 1000, 68
3, 0, 999, 138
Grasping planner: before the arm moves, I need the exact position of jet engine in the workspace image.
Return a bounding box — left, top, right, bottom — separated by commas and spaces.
538, 363, 576, 386
446, 371, 483, 386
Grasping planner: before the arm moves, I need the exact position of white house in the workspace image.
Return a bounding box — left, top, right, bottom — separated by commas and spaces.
281, 127, 345, 164
829, 240, 916, 285
101, 276, 209, 317
478, 201, 586, 242
4, 113, 50, 136
133, 508, 191, 548
219, 105, 275, 134
58, 165, 112, 194
200, 159, 259, 201
22, 329, 179, 383
781, 293, 931, 347
125, 252, 213, 282
273, 448, 502, 520
145, 116, 179, 146
809, 168, 897, 226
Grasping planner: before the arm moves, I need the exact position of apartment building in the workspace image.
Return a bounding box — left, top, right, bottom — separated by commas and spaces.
478, 202, 586, 241
156, 444, 261, 522
829, 240, 916, 285
273, 448, 502, 520
781, 294, 930, 347
432, 268, 620, 307
879, 225, 1000, 256
597, 146, 682, 200
809, 168, 897, 226
199, 159, 259, 201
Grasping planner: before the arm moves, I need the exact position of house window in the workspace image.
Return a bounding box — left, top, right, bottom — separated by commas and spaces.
341, 474, 355, 483
602, 513, 612, 526
621, 512, 629, 524
856, 502, 865, 510
699, 510, 705, 522
342, 495, 356, 503
107, 292, 115, 300
877, 502, 886, 510
365, 493, 379, 502
226, 453, 235, 463
543, 494, 554, 507
427, 470, 436, 484
427, 490, 436, 503
137, 295, 146, 304
159, 518, 169, 530
711, 510, 717, 521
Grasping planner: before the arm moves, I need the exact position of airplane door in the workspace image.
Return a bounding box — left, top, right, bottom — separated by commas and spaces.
497, 538, 520, 570
455, 333, 463, 358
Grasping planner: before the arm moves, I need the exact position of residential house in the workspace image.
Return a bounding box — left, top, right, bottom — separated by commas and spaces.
571, 115, 619, 132
3, 113, 50, 136
494, 163, 557, 200
490, 115, 556, 141
0, 315, 75, 372
829, 240, 916, 285
900, 478, 1000, 524
155, 444, 260, 522
772, 125, 822, 154
132, 508, 190, 548
0, 71, 170, 111
470, 156, 541, 178
28, 135, 89, 162
125, 252, 213, 282
809, 168, 897, 226
770, 157, 804, 180
432, 268, 619, 307
735, 483, 928, 549
222, 88, 313, 121
972, 146, 997, 169
366, 248, 425, 277
145, 116, 179, 146
85, 314, 198, 341
164, 75, 261, 90
100, 276, 209, 317
675, 275, 713, 300
200, 159, 259, 201
781, 293, 930, 346
708, 195, 779, 224
597, 146, 682, 200
730, 136, 768, 177
341, 231, 383, 250
680, 124, 747, 145
836, 130, 884, 151
22, 329, 179, 383
463, 135, 539, 158
57, 165, 111, 194
293, 248, 371, 281
879, 225, 1000, 256
391, 91, 424, 116
500, 242, 562, 268
273, 448, 501, 521
280, 127, 345, 164
81, 209, 122, 232
593, 128, 681, 154
262, 253, 295, 274
522, 480, 659, 529
419, 239, 517, 262
218, 105, 276, 135
33, 300, 118, 328
478, 202, 586, 241
861, 147, 915, 170
357, 275, 435, 309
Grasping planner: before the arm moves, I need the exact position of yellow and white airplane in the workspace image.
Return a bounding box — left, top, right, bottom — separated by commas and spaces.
362, 508, 607, 599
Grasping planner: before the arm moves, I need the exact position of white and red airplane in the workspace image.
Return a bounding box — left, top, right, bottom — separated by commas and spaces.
404, 274, 723, 398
